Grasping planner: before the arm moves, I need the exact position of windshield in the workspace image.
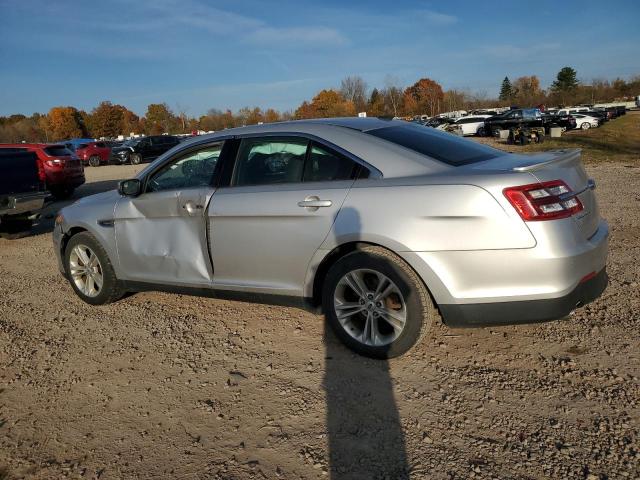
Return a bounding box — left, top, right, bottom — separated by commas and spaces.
44, 145, 73, 156
366, 123, 501, 166
123, 139, 139, 147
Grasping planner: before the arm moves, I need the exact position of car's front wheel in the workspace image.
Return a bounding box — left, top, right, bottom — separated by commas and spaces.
130, 153, 142, 165
323, 246, 436, 358
64, 232, 125, 305
88, 155, 101, 167
581, 122, 591, 130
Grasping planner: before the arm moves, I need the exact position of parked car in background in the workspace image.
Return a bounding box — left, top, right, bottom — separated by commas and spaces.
452, 115, 491, 136
572, 114, 600, 130
423, 117, 455, 129
110, 135, 180, 165
54, 118, 608, 358
64, 138, 96, 154
75, 141, 112, 167
556, 107, 590, 116
483, 108, 545, 136
0, 143, 85, 199
0, 150, 47, 238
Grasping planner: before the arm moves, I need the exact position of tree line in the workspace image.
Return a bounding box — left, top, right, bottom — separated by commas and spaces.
1, 67, 637, 143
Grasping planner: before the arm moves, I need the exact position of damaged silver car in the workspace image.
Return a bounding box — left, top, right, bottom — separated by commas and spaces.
53, 118, 608, 358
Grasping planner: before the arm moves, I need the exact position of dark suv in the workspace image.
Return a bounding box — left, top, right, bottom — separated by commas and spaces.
110, 135, 180, 165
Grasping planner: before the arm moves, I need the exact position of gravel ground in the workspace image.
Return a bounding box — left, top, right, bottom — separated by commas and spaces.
0, 157, 638, 480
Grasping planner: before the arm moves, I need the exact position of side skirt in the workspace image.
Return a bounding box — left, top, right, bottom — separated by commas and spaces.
120, 280, 321, 314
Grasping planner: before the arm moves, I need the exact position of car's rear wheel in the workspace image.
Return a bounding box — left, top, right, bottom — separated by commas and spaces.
130, 153, 142, 165
323, 246, 436, 358
581, 122, 591, 130
64, 232, 124, 305
477, 126, 486, 136
88, 155, 101, 167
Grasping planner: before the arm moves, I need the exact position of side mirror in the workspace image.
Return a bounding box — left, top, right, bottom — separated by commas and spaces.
118, 178, 142, 197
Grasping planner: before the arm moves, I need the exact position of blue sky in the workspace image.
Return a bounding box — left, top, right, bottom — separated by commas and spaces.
1, 0, 639, 117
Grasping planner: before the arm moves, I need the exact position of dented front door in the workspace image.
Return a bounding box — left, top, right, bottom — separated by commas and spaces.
114, 186, 214, 285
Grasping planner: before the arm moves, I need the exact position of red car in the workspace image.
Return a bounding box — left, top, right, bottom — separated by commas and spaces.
0, 143, 85, 199
75, 141, 112, 167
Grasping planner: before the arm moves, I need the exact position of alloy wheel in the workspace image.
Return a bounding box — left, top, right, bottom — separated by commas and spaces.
333, 269, 407, 347
69, 244, 103, 297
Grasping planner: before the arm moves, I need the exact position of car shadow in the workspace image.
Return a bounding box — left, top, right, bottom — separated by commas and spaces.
323, 206, 409, 479
30, 179, 120, 236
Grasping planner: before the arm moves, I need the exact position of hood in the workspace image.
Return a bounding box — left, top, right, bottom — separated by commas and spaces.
72, 188, 120, 207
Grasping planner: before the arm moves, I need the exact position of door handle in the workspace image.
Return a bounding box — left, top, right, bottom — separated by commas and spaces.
183, 201, 204, 215
298, 196, 332, 210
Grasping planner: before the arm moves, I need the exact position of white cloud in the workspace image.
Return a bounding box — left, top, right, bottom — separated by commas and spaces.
419, 9, 458, 25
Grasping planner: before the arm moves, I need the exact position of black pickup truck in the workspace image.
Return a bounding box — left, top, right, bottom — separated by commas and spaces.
0, 150, 48, 238
483, 108, 577, 136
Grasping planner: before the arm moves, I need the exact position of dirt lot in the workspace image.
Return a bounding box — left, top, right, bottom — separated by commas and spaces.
1, 137, 639, 479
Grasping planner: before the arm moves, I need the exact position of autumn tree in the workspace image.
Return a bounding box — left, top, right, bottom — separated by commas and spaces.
294, 90, 356, 119
499, 77, 513, 102
381, 76, 404, 117
340, 76, 368, 112
403, 78, 444, 116
144, 103, 177, 134
263, 108, 281, 123
46, 106, 87, 141
120, 109, 141, 135
89, 101, 123, 138
511, 76, 544, 107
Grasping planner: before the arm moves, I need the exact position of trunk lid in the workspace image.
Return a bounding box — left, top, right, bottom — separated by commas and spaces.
471, 149, 600, 239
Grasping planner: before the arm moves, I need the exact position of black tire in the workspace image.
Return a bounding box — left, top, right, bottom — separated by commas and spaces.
88, 155, 101, 167
322, 246, 436, 359
64, 231, 125, 305
537, 131, 545, 143
477, 126, 486, 137
50, 186, 74, 200
0, 215, 33, 239
519, 134, 528, 145
130, 153, 142, 165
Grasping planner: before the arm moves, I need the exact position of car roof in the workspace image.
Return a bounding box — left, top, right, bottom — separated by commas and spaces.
149, 118, 457, 178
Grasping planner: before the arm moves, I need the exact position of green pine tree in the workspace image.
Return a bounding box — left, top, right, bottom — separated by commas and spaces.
551, 67, 579, 94
499, 76, 513, 101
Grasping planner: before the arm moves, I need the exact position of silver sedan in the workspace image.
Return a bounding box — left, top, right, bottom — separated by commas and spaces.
53, 118, 608, 358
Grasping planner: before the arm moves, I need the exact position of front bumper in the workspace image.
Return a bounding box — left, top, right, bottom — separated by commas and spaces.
52, 222, 66, 275
439, 268, 607, 327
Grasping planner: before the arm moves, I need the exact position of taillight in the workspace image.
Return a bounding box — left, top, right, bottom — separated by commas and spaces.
45, 158, 65, 167
503, 180, 583, 221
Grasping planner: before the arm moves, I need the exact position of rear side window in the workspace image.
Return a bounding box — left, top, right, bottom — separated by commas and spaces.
304, 143, 359, 182
366, 123, 501, 166
234, 137, 308, 186
44, 145, 72, 156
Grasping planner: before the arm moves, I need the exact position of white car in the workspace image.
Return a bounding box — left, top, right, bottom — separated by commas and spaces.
452, 115, 491, 136
557, 107, 591, 116
572, 114, 600, 130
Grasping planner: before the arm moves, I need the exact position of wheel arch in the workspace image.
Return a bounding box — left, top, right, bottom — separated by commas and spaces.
308, 240, 451, 312
60, 226, 88, 259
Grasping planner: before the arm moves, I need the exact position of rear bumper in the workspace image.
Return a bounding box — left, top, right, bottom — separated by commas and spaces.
0, 191, 47, 217
439, 268, 607, 327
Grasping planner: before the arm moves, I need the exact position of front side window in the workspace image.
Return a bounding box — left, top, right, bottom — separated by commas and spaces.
233, 137, 308, 186
147, 143, 223, 192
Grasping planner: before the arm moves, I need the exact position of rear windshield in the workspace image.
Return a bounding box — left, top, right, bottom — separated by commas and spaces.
366, 123, 501, 166
44, 145, 73, 156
